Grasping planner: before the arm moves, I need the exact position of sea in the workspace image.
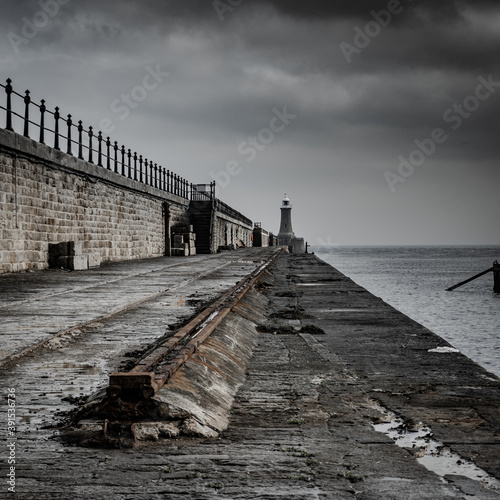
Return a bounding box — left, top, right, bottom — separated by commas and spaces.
313, 246, 500, 378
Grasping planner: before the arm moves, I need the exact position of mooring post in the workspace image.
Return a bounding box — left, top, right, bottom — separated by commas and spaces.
493, 261, 500, 294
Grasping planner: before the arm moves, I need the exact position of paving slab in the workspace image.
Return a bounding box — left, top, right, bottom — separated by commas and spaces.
0, 250, 277, 363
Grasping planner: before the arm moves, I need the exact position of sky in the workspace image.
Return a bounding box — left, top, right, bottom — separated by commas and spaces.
1, 0, 500, 245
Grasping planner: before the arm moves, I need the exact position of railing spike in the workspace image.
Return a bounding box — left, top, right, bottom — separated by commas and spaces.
121, 145, 126, 176
114, 141, 119, 173
66, 114, 72, 155
39, 99, 46, 144
88, 126, 94, 163
5, 78, 14, 132
54, 106, 60, 150
106, 137, 111, 169
23, 90, 31, 138
77, 120, 84, 159
97, 131, 103, 166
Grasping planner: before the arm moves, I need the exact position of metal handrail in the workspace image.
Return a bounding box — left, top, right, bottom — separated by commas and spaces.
0, 78, 190, 199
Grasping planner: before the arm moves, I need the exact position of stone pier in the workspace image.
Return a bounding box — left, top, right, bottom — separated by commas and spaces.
0, 250, 499, 499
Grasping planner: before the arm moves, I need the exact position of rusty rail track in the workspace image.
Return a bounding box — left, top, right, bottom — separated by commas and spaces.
108, 248, 284, 400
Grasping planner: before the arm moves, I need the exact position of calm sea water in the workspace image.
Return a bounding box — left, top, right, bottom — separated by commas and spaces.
313, 246, 500, 378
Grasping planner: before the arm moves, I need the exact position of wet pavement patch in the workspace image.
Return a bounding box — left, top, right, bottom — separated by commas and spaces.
372, 402, 500, 492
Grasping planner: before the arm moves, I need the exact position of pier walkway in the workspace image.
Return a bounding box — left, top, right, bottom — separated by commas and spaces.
1, 249, 499, 499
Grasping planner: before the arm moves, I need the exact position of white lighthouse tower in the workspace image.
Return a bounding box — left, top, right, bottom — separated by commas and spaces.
277, 194, 305, 252
277, 194, 295, 246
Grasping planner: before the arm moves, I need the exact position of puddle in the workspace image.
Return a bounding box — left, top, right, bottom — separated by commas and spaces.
428, 346, 461, 353
372, 404, 500, 491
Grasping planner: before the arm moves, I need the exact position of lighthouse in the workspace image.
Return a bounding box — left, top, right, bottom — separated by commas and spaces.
277, 194, 295, 247
277, 194, 305, 252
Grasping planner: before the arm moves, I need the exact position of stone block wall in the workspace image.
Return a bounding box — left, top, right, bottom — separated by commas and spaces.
171, 224, 197, 256
0, 130, 189, 273
211, 213, 253, 253
252, 226, 269, 247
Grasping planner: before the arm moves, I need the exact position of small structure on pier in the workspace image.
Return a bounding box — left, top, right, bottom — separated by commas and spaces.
252, 223, 278, 247
277, 194, 305, 253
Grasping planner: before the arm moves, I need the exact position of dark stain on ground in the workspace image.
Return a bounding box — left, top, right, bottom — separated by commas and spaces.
270, 305, 312, 319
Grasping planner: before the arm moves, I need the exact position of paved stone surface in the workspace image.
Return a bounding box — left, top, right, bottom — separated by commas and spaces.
0, 251, 277, 362
1, 251, 500, 499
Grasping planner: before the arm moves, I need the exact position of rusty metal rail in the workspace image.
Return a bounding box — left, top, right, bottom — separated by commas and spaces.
108, 248, 284, 399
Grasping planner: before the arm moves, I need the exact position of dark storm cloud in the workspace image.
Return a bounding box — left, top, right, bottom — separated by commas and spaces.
4, 0, 499, 74
93, 0, 499, 24
1, 0, 499, 244
256, 0, 460, 21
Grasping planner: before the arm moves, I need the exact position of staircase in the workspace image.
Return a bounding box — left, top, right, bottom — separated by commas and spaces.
189, 200, 213, 254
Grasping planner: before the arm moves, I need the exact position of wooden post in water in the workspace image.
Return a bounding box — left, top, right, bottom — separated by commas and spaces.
446, 266, 493, 291
494, 261, 500, 294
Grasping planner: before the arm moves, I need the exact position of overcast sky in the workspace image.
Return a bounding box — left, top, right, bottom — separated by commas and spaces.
1, 0, 500, 245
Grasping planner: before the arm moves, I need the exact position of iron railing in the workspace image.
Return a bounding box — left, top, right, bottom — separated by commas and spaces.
191, 182, 252, 226
216, 198, 253, 227
191, 182, 216, 202
0, 78, 190, 199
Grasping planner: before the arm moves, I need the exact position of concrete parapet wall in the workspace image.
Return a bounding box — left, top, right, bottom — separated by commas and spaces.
212, 210, 253, 253
0, 129, 189, 273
